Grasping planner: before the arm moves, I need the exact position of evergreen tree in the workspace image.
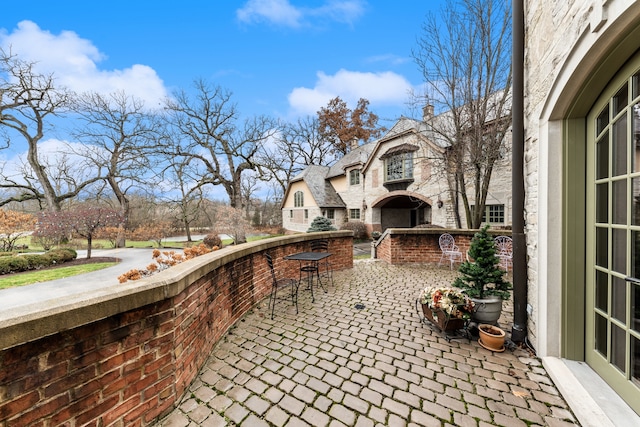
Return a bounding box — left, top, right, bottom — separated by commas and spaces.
307, 216, 336, 232
453, 225, 512, 299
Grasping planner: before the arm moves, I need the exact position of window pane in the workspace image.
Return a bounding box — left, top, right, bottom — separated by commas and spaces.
612, 228, 627, 274
597, 133, 609, 179
633, 282, 640, 333
596, 227, 609, 268
632, 335, 640, 387
633, 72, 640, 99
612, 179, 627, 225
596, 270, 608, 311
597, 104, 610, 135
404, 153, 413, 179
633, 102, 640, 172
633, 179, 640, 225
596, 313, 608, 356
633, 231, 640, 279
612, 275, 627, 323
613, 83, 628, 116
596, 183, 609, 223
613, 115, 628, 177
611, 324, 626, 372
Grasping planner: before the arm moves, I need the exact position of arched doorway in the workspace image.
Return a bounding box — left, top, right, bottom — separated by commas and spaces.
371, 191, 433, 231
584, 52, 640, 414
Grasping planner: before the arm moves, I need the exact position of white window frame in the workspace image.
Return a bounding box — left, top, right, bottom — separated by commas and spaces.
349, 169, 361, 185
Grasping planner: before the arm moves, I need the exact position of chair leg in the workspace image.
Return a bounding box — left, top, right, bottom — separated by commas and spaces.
270, 285, 277, 320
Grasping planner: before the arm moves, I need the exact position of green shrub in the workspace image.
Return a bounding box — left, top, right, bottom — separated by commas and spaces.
21, 254, 48, 270
43, 248, 77, 264
340, 221, 367, 240
307, 216, 337, 232
0, 257, 29, 274
0, 248, 77, 275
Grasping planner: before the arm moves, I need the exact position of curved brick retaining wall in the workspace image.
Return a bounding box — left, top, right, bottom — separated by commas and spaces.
374, 228, 511, 264
0, 232, 353, 426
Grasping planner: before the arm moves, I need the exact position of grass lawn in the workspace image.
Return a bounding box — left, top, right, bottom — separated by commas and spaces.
0, 262, 117, 290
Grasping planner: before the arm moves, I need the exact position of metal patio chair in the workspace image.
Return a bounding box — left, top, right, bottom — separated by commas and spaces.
494, 235, 513, 272
438, 233, 463, 270
265, 252, 299, 319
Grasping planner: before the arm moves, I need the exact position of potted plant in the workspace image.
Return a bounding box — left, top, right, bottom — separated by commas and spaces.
453, 225, 512, 325
418, 286, 475, 332
477, 323, 506, 352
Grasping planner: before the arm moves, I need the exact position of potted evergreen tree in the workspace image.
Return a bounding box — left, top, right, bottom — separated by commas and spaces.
453, 225, 512, 325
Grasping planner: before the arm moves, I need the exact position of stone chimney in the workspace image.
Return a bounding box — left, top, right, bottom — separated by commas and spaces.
422, 104, 434, 122
350, 137, 359, 151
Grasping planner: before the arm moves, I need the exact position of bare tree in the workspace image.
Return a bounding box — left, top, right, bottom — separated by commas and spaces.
318, 97, 386, 156
160, 157, 207, 242
412, 0, 512, 228
0, 50, 102, 210
256, 116, 341, 199
71, 91, 164, 246
164, 80, 278, 242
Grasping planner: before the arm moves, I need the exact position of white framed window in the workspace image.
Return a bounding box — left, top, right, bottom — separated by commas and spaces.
349, 209, 361, 220
349, 169, 361, 185
294, 191, 304, 207
473, 204, 505, 224
384, 152, 414, 182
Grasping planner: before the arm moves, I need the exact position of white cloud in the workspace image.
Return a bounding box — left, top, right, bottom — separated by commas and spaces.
287, 69, 413, 116
237, 0, 303, 27
0, 21, 167, 107
236, 0, 365, 28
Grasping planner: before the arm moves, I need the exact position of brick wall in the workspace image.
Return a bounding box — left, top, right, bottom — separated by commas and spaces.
0, 232, 353, 426
374, 228, 511, 265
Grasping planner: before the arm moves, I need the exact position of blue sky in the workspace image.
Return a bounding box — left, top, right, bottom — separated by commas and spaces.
1, 0, 440, 127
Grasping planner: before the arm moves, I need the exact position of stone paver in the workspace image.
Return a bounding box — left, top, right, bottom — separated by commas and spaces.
154, 261, 580, 426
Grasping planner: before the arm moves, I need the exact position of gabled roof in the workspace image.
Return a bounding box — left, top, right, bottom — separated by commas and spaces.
289, 165, 345, 208
326, 142, 375, 179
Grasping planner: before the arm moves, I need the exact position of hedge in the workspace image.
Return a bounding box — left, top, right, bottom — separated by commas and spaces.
0, 248, 78, 275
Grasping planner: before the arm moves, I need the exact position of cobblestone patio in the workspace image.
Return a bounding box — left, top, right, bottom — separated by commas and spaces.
155, 260, 580, 427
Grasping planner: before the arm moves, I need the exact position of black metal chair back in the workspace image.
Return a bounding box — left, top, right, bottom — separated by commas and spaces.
264, 252, 298, 319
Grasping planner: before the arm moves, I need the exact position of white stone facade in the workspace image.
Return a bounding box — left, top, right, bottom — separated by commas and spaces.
282, 117, 513, 234
524, 0, 640, 421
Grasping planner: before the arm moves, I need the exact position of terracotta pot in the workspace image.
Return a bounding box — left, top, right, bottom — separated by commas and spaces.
478, 323, 505, 352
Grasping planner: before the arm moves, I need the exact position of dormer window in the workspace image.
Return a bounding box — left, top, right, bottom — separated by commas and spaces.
384, 152, 414, 182
380, 144, 418, 183
380, 144, 418, 191
349, 169, 361, 185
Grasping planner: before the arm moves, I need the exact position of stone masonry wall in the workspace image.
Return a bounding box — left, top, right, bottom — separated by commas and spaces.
523, 0, 638, 352
0, 233, 353, 426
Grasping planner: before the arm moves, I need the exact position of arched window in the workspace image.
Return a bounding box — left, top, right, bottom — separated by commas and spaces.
294, 191, 304, 207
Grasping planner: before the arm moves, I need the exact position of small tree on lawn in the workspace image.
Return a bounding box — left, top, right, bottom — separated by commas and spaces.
453, 225, 511, 299
67, 207, 123, 259
36, 207, 123, 259
0, 210, 37, 251
32, 210, 71, 250
307, 216, 336, 232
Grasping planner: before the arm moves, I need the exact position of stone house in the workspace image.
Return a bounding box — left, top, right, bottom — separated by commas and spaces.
522, 0, 640, 423
281, 112, 513, 234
